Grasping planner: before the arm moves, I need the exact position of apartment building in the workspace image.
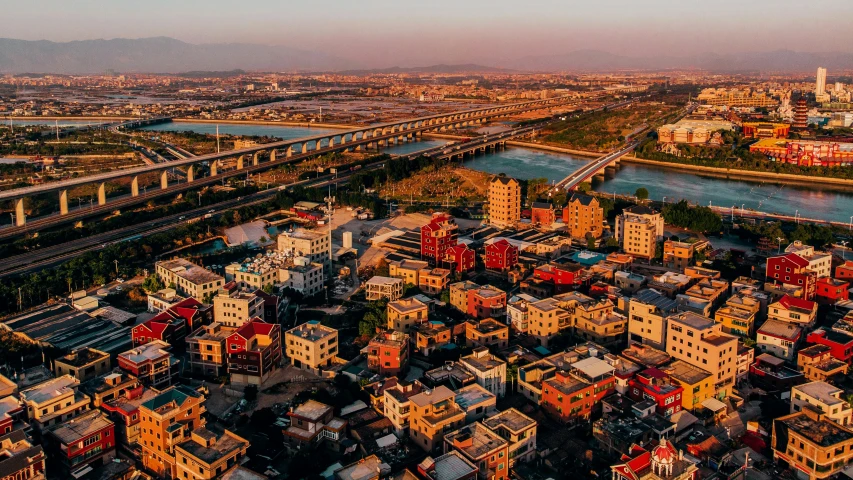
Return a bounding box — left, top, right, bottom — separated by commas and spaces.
132, 297, 211, 346
389, 259, 430, 286
766, 253, 818, 300
485, 239, 519, 272
444, 422, 510, 480
627, 368, 684, 417
79, 370, 139, 408
791, 381, 853, 426
367, 331, 410, 376
450, 281, 480, 313
117, 340, 175, 389
44, 409, 115, 477
278, 259, 325, 297
454, 383, 497, 424
365, 276, 404, 301
421, 214, 459, 266
445, 244, 476, 273
482, 408, 537, 467
420, 268, 451, 295
768, 295, 818, 327
506, 293, 538, 333
283, 400, 347, 449
628, 289, 677, 350
226, 319, 282, 386
414, 321, 451, 356
772, 410, 853, 479
465, 319, 509, 349
140, 386, 207, 478
285, 321, 338, 372
757, 319, 803, 361
785, 241, 833, 279
565, 193, 604, 240
409, 386, 466, 452
466, 286, 507, 320
54, 347, 111, 382
460, 348, 507, 398
155, 259, 224, 302
213, 285, 264, 327
19, 375, 90, 432
541, 357, 616, 424
527, 298, 571, 347
666, 312, 737, 400
0, 396, 23, 436
660, 360, 713, 411
798, 344, 849, 383
663, 240, 695, 272
806, 328, 853, 365
0, 431, 45, 480
714, 294, 760, 337
387, 297, 428, 333
175, 428, 250, 480
615, 206, 664, 260
101, 383, 159, 450
416, 451, 478, 480
187, 323, 235, 377
277, 228, 330, 271
384, 381, 427, 435
488, 176, 521, 228
575, 309, 628, 350
750, 353, 806, 393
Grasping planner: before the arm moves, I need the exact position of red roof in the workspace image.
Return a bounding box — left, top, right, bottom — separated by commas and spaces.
776, 253, 809, 268
487, 239, 515, 254
778, 294, 815, 311
446, 244, 472, 256
233, 317, 275, 340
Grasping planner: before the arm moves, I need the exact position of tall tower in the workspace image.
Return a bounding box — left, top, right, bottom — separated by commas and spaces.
488, 176, 521, 228
816, 67, 827, 96
793, 98, 809, 130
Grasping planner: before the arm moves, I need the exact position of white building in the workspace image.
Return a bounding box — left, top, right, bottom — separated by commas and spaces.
757, 319, 803, 361
791, 381, 852, 427
277, 228, 330, 273
506, 294, 538, 333
460, 347, 507, 398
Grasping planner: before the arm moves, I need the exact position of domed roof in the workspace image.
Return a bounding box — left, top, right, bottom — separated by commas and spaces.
651, 439, 677, 464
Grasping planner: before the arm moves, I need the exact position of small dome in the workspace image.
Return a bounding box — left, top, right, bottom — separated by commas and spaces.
652, 439, 676, 464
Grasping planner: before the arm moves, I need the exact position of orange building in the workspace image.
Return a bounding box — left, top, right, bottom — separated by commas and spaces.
366, 331, 410, 376
414, 321, 452, 356
564, 193, 604, 241
530, 202, 556, 228
140, 385, 207, 479
540, 357, 615, 424
409, 386, 466, 452
467, 286, 507, 320
742, 122, 790, 139
444, 422, 510, 480
465, 319, 509, 349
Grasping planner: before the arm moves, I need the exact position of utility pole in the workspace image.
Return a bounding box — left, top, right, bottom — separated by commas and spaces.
114, 259, 119, 275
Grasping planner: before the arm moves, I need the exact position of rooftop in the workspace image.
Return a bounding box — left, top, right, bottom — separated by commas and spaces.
421, 451, 478, 480
119, 340, 172, 364
291, 399, 333, 422
19, 374, 79, 405
780, 412, 853, 447
454, 384, 496, 411
621, 344, 671, 367
661, 360, 712, 385
366, 276, 404, 286
157, 258, 223, 285
670, 311, 717, 331
334, 454, 384, 480
444, 422, 508, 460
56, 347, 109, 368
794, 381, 845, 407
482, 408, 536, 434
47, 409, 113, 444
178, 428, 248, 464
461, 350, 505, 372
388, 297, 428, 314
411, 385, 456, 408
572, 356, 616, 380
758, 319, 802, 341
287, 320, 337, 342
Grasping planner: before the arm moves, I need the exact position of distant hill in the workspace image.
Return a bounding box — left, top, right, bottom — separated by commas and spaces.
338, 64, 515, 75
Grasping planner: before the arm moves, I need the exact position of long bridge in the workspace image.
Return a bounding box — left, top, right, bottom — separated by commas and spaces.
553, 141, 640, 191
1, 94, 587, 236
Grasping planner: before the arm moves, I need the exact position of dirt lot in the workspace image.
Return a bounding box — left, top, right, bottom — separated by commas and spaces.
377, 165, 491, 203
204, 365, 332, 417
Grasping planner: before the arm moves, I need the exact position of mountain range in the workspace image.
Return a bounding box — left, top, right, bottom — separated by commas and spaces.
1, 37, 851, 74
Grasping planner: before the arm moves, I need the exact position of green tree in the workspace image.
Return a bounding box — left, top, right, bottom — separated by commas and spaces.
635, 187, 649, 201
262, 283, 275, 295
439, 289, 451, 304
577, 182, 592, 193
586, 235, 597, 250
359, 300, 388, 336
142, 274, 164, 292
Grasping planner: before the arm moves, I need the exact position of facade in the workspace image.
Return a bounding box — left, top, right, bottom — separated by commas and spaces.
174, 428, 249, 480
277, 228, 331, 272
0, 430, 45, 480
484, 240, 519, 272
366, 331, 410, 377
79, 370, 140, 408
278, 260, 325, 297
506, 294, 538, 333
365, 276, 404, 302
155, 259, 224, 302
628, 289, 677, 350
772, 410, 853, 479
714, 294, 760, 337
488, 176, 521, 228
806, 329, 853, 365
139, 386, 207, 479
387, 297, 429, 333
213, 286, 264, 328
666, 312, 737, 400
768, 295, 818, 327
53, 347, 111, 382
450, 281, 480, 313
628, 368, 684, 418
531, 262, 585, 294
117, 340, 174, 389
460, 348, 507, 398
541, 358, 616, 424
660, 360, 713, 411
482, 408, 537, 467
101, 383, 158, 451
444, 423, 509, 480
816, 277, 850, 304
419, 268, 451, 295
283, 400, 347, 449
226, 319, 282, 386
466, 286, 507, 320
45, 409, 115, 477
409, 386, 466, 452
615, 206, 664, 260
465, 319, 509, 349
757, 319, 802, 361
530, 202, 556, 228
565, 193, 604, 240
766, 253, 818, 300
20, 375, 90, 432
611, 440, 698, 480
285, 321, 338, 372
186, 323, 234, 377
384, 381, 426, 435
663, 241, 695, 272
798, 344, 849, 382
749, 353, 806, 393
414, 321, 452, 356
444, 244, 476, 273
791, 381, 852, 426
420, 214, 459, 266
389, 259, 430, 286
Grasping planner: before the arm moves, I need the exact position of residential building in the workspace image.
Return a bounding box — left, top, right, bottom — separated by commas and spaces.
139, 386, 207, 478
147, 288, 186, 314
278, 259, 325, 297
665, 312, 738, 400
423, 363, 476, 392
621, 343, 672, 369
663, 241, 695, 272
365, 276, 404, 301
506, 294, 538, 333
444, 423, 509, 480
737, 343, 754, 383
455, 384, 497, 423
837, 260, 853, 280
79, 370, 139, 408
749, 353, 805, 393
541, 357, 616, 423
101, 383, 159, 451
682, 278, 729, 309
117, 340, 174, 389
660, 360, 713, 411
798, 344, 849, 383
465, 319, 509, 349
488, 176, 521, 228
757, 319, 803, 361
482, 408, 537, 467
155, 259, 224, 302
768, 295, 818, 327
186, 323, 234, 377
628, 289, 677, 350
714, 294, 760, 337
213, 285, 264, 327
816, 277, 850, 304
384, 381, 426, 435
277, 228, 331, 271
460, 348, 507, 398
628, 368, 684, 418
771, 410, 853, 479
254, 289, 287, 324
414, 321, 451, 356
806, 328, 853, 365
419, 268, 451, 295
283, 400, 347, 449
444, 244, 476, 273
449, 281, 479, 313
133, 297, 212, 347
389, 259, 430, 286
226, 319, 282, 386
575, 305, 628, 349
0, 430, 45, 480
615, 206, 664, 260
421, 214, 459, 266
174, 427, 250, 480
0, 396, 23, 436
530, 202, 556, 228
387, 297, 428, 333
527, 298, 571, 347
19, 375, 90, 432
565, 193, 604, 240
409, 386, 466, 452
466, 286, 507, 320
484, 240, 518, 272
611, 440, 698, 480
53, 347, 111, 382
615, 271, 647, 294
531, 262, 585, 294
765, 253, 818, 300
416, 451, 478, 480
285, 321, 338, 372
44, 409, 115, 477
785, 241, 832, 279
366, 331, 410, 377
791, 381, 852, 426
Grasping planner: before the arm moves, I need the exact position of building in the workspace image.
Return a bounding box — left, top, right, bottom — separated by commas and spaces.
0, 396, 23, 435
663, 241, 694, 272
384, 381, 426, 435
460, 348, 507, 398
285, 321, 338, 372
768, 295, 818, 327
366, 331, 410, 376
531, 262, 585, 294
791, 381, 852, 426
714, 294, 760, 337
506, 294, 537, 333
766, 253, 819, 300
19, 375, 90, 432
278, 259, 325, 297
45, 409, 115, 477
772, 410, 853, 479
615, 206, 664, 260
482, 408, 537, 467
575, 308, 628, 350
414, 321, 451, 356
527, 298, 571, 347
742, 122, 791, 139
816, 66, 827, 96
175, 428, 250, 480
836, 261, 853, 280
101, 383, 159, 451
484, 240, 518, 272
133, 297, 212, 346
213, 285, 264, 327
541, 357, 616, 424
628, 289, 677, 349
806, 328, 853, 365
443, 422, 509, 480
449, 281, 480, 313
466, 286, 507, 320
421, 214, 459, 266
139, 386, 207, 478
389, 259, 430, 286
277, 228, 331, 272
79, 369, 139, 408
409, 386, 466, 452
750, 137, 853, 167
530, 202, 556, 228
816, 277, 850, 304
53, 347, 111, 382
333, 455, 385, 480
420, 268, 451, 295
465, 319, 509, 349
226, 319, 282, 386
757, 319, 803, 361
665, 312, 737, 400
622, 343, 671, 369
660, 360, 713, 411
628, 368, 684, 418
155, 259, 224, 302
283, 400, 347, 449
749, 353, 805, 393
365, 276, 404, 301
387, 297, 429, 333
0, 430, 45, 480
444, 244, 476, 273
455, 384, 497, 423
611, 440, 698, 480
117, 340, 174, 389
797, 344, 848, 383
565, 193, 604, 241
488, 176, 521, 228
186, 323, 234, 377
416, 451, 478, 480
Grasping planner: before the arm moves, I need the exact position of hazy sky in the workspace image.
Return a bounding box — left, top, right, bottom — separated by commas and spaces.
7, 0, 853, 67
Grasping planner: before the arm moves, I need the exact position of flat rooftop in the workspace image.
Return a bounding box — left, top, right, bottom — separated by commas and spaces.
179, 428, 248, 464
483, 408, 536, 433
780, 412, 853, 447
20, 375, 78, 405
388, 298, 427, 314
158, 258, 223, 285
335, 455, 384, 480
454, 384, 495, 411
794, 381, 845, 407
119, 340, 171, 364
291, 399, 332, 422
662, 360, 712, 385
287, 320, 337, 342
411, 385, 456, 408
670, 311, 717, 331
56, 347, 109, 368
367, 276, 403, 286
444, 422, 508, 459
47, 409, 113, 444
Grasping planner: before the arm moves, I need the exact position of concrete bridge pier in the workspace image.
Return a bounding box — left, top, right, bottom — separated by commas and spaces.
14, 199, 25, 226
131, 176, 139, 196
270, 150, 277, 163
210, 161, 218, 177
301, 143, 309, 154
253, 152, 260, 166
160, 171, 169, 189
98, 183, 106, 205
59, 190, 69, 215
186, 167, 194, 183
286, 146, 293, 158
237, 155, 244, 170
595, 167, 607, 177
328, 137, 335, 148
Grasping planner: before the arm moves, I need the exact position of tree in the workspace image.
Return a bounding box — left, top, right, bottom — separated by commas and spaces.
606, 237, 619, 249
577, 182, 592, 193
142, 274, 164, 292
244, 384, 258, 402
635, 187, 649, 201
262, 283, 275, 295
374, 257, 390, 277
359, 300, 388, 336
439, 289, 451, 304
586, 235, 597, 250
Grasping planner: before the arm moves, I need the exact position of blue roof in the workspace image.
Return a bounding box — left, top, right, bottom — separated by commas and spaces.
534, 346, 551, 356
569, 250, 607, 266
441, 343, 458, 350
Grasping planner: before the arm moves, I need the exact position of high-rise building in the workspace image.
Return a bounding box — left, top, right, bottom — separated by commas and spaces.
488, 176, 521, 228
615, 206, 664, 260
816, 67, 827, 96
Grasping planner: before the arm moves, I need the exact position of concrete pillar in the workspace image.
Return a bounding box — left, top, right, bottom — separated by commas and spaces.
286, 146, 293, 158
302, 143, 308, 154
59, 190, 69, 215
14, 198, 25, 226
253, 152, 260, 165
98, 183, 106, 205
237, 155, 244, 170
328, 137, 335, 148
271, 150, 277, 163
210, 161, 218, 176
187, 166, 194, 183
160, 170, 168, 190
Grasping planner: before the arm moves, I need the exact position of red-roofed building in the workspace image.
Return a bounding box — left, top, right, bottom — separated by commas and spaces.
611, 440, 697, 480
131, 298, 212, 347
769, 295, 818, 326
420, 214, 458, 266
117, 340, 175, 389
628, 368, 683, 418
837, 261, 853, 281
485, 240, 519, 272
766, 253, 818, 300
532, 262, 585, 294
807, 329, 853, 365
226, 318, 282, 386
445, 244, 476, 273
815, 277, 850, 304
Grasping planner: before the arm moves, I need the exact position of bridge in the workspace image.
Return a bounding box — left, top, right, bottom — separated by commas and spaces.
553, 141, 639, 191
32, 116, 172, 139
1, 94, 586, 234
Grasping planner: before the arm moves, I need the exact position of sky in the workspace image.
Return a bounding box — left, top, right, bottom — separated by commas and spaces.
7, 0, 853, 67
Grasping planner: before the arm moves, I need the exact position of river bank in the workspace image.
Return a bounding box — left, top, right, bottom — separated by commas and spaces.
173, 118, 357, 130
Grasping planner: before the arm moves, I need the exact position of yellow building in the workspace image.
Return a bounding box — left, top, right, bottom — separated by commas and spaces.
408, 385, 465, 452
527, 298, 570, 347
175, 428, 249, 480
285, 321, 339, 371
419, 268, 451, 295
798, 344, 849, 383
449, 281, 479, 313
389, 259, 430, 286
488, 176, 521, 228
615, 206, 664, 260
661, 360, 714, 411
156, 259, 224, 302
772, 410, 853, 479
53, 347, 111, 382
628, 289, 677, 350
140, 385, 207, 479
566, 193, 604, 241
714, 294, 760, 337
663, 241, 694, 272
666, 312, 738, 400
387, 298, 429, 333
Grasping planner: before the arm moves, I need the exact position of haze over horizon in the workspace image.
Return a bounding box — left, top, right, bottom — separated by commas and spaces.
7, 0, 853, 70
